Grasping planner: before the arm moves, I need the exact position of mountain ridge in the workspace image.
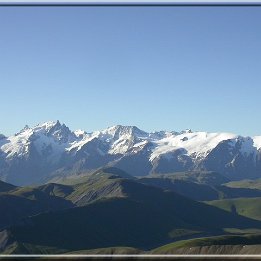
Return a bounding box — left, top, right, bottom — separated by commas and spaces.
1, 167, 261, 254
1, 121, 261, 185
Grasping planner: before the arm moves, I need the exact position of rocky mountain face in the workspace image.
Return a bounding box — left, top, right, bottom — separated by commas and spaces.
0, 121, 260, 185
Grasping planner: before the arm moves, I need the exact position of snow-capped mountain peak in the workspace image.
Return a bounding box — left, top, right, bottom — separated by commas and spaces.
94, 125, 149, 154
35, 120, 58, 132
100, 125, 148, 139
31, 120, 75, 143
1, 121, 261, 185
1, 121, 75, 160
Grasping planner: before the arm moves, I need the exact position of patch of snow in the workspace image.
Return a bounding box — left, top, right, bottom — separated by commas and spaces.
133, 140, 148, 148
150, 131, 237, 161
74, 129, 88, 138
108, 138, 131, 154
1, 128, 34, 158
35, 120, 59, 131
253, 136, 261, 150
66, 136, 96, 152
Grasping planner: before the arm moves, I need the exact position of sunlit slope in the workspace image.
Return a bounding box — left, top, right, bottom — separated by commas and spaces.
206, 197, 261, 221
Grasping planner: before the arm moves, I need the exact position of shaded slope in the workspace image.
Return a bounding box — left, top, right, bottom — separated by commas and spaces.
2, 177, 261, 253
0, 180, 16, 193
114, 179, 261, 229
139, 174, 261, 201
5, 198, 187, 251
0, 186, 74, 230
1, 167, 261, 254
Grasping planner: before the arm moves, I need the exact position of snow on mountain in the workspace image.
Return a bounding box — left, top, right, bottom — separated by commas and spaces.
1, 127, 33, 158
67, 135, 95, 153
148, 131, 175, 140
35, 120, 76, 143
0, 121, 261, 185
0, 121, 75, 161
99, 125, 148, 140
92, 125, 150, 154
253, 136, 261, 150
74, 129, 89, 138
150, 132, 238, 161
1, 122, 260, 161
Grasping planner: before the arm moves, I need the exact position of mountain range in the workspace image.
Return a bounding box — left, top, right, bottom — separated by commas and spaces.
0, 120, 261, 186
1, 167, 261, 254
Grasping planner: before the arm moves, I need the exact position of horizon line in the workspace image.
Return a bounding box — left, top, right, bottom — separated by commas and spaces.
1, 120, 259, 138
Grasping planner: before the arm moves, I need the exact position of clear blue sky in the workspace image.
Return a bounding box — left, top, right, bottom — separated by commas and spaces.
0, 6, 261, 136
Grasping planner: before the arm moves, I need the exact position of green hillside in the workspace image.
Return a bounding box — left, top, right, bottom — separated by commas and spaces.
37, 183, 74, 198
206, 197, 261, 221
50, 167, 135, 186
139, 176, 261, 201
225, 179, 261, 190
146, 171, 230, 186
67, 247, 142, 255
2, 182, 261, 254
1, 168, 261, 255
151, 233, 261, 254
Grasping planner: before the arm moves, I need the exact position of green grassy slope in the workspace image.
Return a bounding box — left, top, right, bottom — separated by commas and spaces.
139, 176, 261, 201
151, 234, 261, 254
146, 171, 230, 186
206, 197, 261, 221
37, 183, 74, 198
1, 168, 261, 254
51, 167, 135, 186
44, 169, 261, 203
66, 174, 126, 206
66, 247, 142, 255
3, 180, 261, 254
0, 167, 135, 231
225, 179, 261, 190
139, 177, 220, 201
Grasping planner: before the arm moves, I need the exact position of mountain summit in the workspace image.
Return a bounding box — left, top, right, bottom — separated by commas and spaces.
0, 121, 261, 185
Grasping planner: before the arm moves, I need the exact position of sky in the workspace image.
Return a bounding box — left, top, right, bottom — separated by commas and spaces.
0, 6, 261, 136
